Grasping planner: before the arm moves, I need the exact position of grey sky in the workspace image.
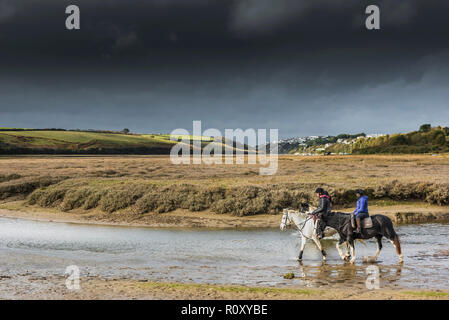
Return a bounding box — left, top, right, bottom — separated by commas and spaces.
1, 0, 449, 138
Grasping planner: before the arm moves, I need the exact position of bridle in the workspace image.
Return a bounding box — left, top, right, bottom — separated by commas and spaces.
281, 211, 290, 229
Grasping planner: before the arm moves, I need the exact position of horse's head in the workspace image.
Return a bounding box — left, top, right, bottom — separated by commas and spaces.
299, 203, 310, 213
300, 202, 317, 214
280, 209, 292, 231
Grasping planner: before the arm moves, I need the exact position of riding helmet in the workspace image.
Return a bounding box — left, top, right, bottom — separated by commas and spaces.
315, 187, 325, 194
355, 189, 364, 195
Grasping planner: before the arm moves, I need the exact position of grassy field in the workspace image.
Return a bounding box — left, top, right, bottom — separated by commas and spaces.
0, 130, 247, 155
0, 130, 180, 154
1, 154, 449, 225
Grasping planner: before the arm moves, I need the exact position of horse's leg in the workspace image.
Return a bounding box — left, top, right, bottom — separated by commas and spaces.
298, 235, 307, 261
388, 236, 403, 264
312, 235, 326, 261
349, 239, 356, 264
380, 216, 403, 264
344, 241, 351, 261
336, 238, 346, 260
374, 235, 383, 260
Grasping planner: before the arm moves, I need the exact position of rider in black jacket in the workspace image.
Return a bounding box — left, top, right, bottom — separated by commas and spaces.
311, 187, 332, 239
311, 187, 332, 217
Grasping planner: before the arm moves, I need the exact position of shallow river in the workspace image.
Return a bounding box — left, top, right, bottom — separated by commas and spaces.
0, 217, 448, 290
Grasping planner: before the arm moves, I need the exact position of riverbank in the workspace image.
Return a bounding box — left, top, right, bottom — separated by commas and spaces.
0, 203, 281, 229
2, 275, 449, 300
2, 155, 449, 227
0, 155, 449, 228
1, 200, 449, 229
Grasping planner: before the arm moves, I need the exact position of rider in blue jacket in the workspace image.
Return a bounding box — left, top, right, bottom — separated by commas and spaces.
353, 189, 369, 234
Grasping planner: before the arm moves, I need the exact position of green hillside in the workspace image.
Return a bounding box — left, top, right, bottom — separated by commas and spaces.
0, 128, 226, 154
327, 125, 449, 154
276, 125, 449, 155
0, 130, 173, 154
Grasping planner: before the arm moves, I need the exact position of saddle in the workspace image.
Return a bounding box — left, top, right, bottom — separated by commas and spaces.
350, 214, 373, 229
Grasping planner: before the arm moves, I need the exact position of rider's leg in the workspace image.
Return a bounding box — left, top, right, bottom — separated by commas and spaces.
355, 212, 369, 234
355, 218, 362, 233
315, 219, 325, 239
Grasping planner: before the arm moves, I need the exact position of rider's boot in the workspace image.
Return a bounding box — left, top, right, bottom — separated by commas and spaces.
355, 218, 362, 234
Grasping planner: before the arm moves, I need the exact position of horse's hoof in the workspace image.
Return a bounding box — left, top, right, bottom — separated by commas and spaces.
362, 256, 377, 263
343, 255, 351, 262
350, 258, 356, 264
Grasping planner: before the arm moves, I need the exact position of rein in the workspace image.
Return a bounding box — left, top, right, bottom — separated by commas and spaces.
285, 212, 315, 240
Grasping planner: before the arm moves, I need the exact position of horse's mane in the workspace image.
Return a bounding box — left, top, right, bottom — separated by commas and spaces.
324, 211, 350, 217
330, 211, 351, 216
288, 210, 308, 218
285, 210, 309, 225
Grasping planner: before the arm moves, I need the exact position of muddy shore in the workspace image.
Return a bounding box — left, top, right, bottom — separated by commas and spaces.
1, 275, 448, 300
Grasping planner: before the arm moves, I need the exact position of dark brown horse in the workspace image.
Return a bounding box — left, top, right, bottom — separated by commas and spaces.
318, 211, 403, 264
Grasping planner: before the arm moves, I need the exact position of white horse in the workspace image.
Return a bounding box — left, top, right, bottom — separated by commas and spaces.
280, 206, 337, 261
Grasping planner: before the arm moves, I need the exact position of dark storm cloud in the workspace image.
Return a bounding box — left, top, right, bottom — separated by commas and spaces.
1, 0, 449, 137
3, 0, 447, 65
0, 0, 15, 23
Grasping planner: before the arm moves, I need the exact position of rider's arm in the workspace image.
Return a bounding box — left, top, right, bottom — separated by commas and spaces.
360, 196, 368, 213
311, 198, 324, 215
353, 197, 361, 215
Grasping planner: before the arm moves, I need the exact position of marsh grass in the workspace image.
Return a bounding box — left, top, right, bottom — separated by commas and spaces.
1, 154, 449, 216
140, 281, 318, 296
0, 173, 21, 183
403, 291, 449, 297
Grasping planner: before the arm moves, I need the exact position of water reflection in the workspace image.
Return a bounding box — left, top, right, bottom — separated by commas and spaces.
295, 261, 404, 288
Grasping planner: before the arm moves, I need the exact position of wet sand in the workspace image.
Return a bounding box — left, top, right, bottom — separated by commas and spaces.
0, 205, 282, 229
1, 275, 449, 300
